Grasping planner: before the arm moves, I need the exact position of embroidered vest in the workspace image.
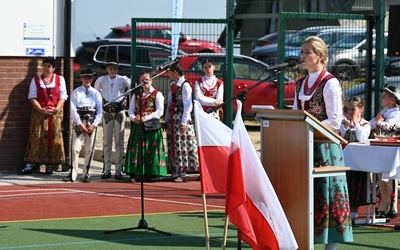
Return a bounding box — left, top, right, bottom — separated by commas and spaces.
135, 89, 159, 116
295, 74, 335, 121
35, 74, 61, 108
197, 77, 223, 112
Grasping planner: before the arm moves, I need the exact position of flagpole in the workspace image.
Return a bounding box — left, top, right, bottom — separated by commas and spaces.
222, 215, 229, 249
201, 194, 211, 250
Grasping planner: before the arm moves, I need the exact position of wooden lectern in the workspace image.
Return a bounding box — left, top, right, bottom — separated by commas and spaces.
253, 108, 349, 250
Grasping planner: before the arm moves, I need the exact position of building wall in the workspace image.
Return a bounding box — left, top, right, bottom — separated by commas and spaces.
0, 57, 72, 172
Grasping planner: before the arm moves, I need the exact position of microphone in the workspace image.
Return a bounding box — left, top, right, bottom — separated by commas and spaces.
265, 61, 297, 71
158, 58, 180, 71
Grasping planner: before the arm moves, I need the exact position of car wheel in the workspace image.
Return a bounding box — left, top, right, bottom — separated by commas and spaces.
335, 63, 355, 82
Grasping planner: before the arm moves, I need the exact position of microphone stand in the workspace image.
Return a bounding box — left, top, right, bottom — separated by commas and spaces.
208, 69, 283, 116
104, 71, 171, 236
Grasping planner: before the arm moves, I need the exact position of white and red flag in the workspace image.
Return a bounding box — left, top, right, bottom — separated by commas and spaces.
225, 100, 297, 250
193, 100, 231, 194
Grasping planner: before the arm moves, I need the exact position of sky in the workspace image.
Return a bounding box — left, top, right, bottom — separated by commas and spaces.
73, 0, 227, 47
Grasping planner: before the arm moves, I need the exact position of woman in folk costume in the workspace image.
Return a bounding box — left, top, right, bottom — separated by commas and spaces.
125, 70, 167, 181
339, 96, 371, 221
293, 36, 353, 249
165, 63, 199, 182
21, 57, 67, 175
369, 86, 400, 219
194, 58, 224, 120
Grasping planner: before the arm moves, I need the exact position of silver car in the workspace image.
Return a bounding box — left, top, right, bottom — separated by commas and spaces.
328, 32, 388, 82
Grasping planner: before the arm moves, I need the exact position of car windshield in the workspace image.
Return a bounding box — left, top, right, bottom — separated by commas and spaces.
330, 33, 366, 49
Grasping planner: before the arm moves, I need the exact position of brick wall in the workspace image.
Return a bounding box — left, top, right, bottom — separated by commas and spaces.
0, 57, 73, 172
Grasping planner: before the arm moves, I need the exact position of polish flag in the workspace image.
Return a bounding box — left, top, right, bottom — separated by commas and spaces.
193, 100, 231, 194
225, 100, 297, 250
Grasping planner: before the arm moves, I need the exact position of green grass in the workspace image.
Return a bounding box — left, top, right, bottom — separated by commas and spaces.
1, 211, 400, 249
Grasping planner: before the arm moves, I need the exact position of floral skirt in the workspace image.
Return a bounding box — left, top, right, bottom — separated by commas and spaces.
124, 122, 167, 177
166, 113, 199, 175
314, 142, 353, 244
24, 109, 65, 165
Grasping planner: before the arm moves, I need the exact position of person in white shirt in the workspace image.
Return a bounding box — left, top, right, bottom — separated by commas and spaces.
369, 86, 400, 218
64, 68, 103, 182
164, 63, 199, 182
194, 58, 224, 120
21, 57, 68, 175
293, 36, 353, 249
125, 70, 167, 181
94, 60, 131, 180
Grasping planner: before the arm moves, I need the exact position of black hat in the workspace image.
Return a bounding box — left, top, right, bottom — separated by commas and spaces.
381, 85, 400, 105
78, 68, 95, 78
101, 59, 120, 69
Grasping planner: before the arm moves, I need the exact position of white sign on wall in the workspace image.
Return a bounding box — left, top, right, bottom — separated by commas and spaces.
0, 0, 68, 57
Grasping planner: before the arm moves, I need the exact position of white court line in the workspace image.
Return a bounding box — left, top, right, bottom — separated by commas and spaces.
64, 188, 225, 209
0, 187, 225, 209
0, 188, 65, 193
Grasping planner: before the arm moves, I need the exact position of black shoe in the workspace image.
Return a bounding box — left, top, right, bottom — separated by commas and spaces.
114, 173, 123, 180
386, 210, 398, 219
82, 175, 91, 183
45, 166, 53, 175
63, 176, 74, 182
376, 211, 387, 218
19, 165, 33, 175
101, 172, 111, 179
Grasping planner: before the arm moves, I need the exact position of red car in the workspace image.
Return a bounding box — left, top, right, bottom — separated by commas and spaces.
152, 53, 296, 115
104, 25, 224, 54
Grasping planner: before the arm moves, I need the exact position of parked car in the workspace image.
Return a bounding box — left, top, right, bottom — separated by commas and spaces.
73, 39, 186, 89
172, 53, 297, 115
328, 32, 388, 81
104, 24, 223, 54
250, 31, 296, 50
251, 26, 365, 69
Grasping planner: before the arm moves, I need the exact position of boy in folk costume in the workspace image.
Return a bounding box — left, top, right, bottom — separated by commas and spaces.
94, 60, 131, 180
64, 68, 103, 182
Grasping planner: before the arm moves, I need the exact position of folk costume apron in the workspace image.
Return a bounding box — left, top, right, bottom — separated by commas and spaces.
296, 73, 353, 244
24, 74, 65, 165
125, 90, 167, 177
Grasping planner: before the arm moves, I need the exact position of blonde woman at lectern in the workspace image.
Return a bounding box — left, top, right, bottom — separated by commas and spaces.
293, 36, 353, 250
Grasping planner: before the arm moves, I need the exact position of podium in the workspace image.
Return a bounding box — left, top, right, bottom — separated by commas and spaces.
253, 108, 349, 250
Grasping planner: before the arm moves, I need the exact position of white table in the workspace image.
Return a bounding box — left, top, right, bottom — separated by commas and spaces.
343, 142, 400, 224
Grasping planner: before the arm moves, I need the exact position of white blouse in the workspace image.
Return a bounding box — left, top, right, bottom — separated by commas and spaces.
293, 70, 343, 130
369, 106, 400, 129
128, 87, 164, 122
28, 74, 68, 100
194, 75, 224, 107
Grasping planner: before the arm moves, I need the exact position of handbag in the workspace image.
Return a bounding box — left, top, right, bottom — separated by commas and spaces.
143, 118, 162, 132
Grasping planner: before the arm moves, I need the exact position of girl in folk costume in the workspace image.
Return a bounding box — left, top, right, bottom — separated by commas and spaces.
125, 70, 167, 181
293, 36, 353, 249
165, 63, 199, 182
21, 57, 68, 175
339, 96, 371, 221
369, 86, 400, 219
194, 59, 224, 120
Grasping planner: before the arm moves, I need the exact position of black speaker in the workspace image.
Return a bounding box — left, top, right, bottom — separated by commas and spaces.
387, 5, 400, 57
